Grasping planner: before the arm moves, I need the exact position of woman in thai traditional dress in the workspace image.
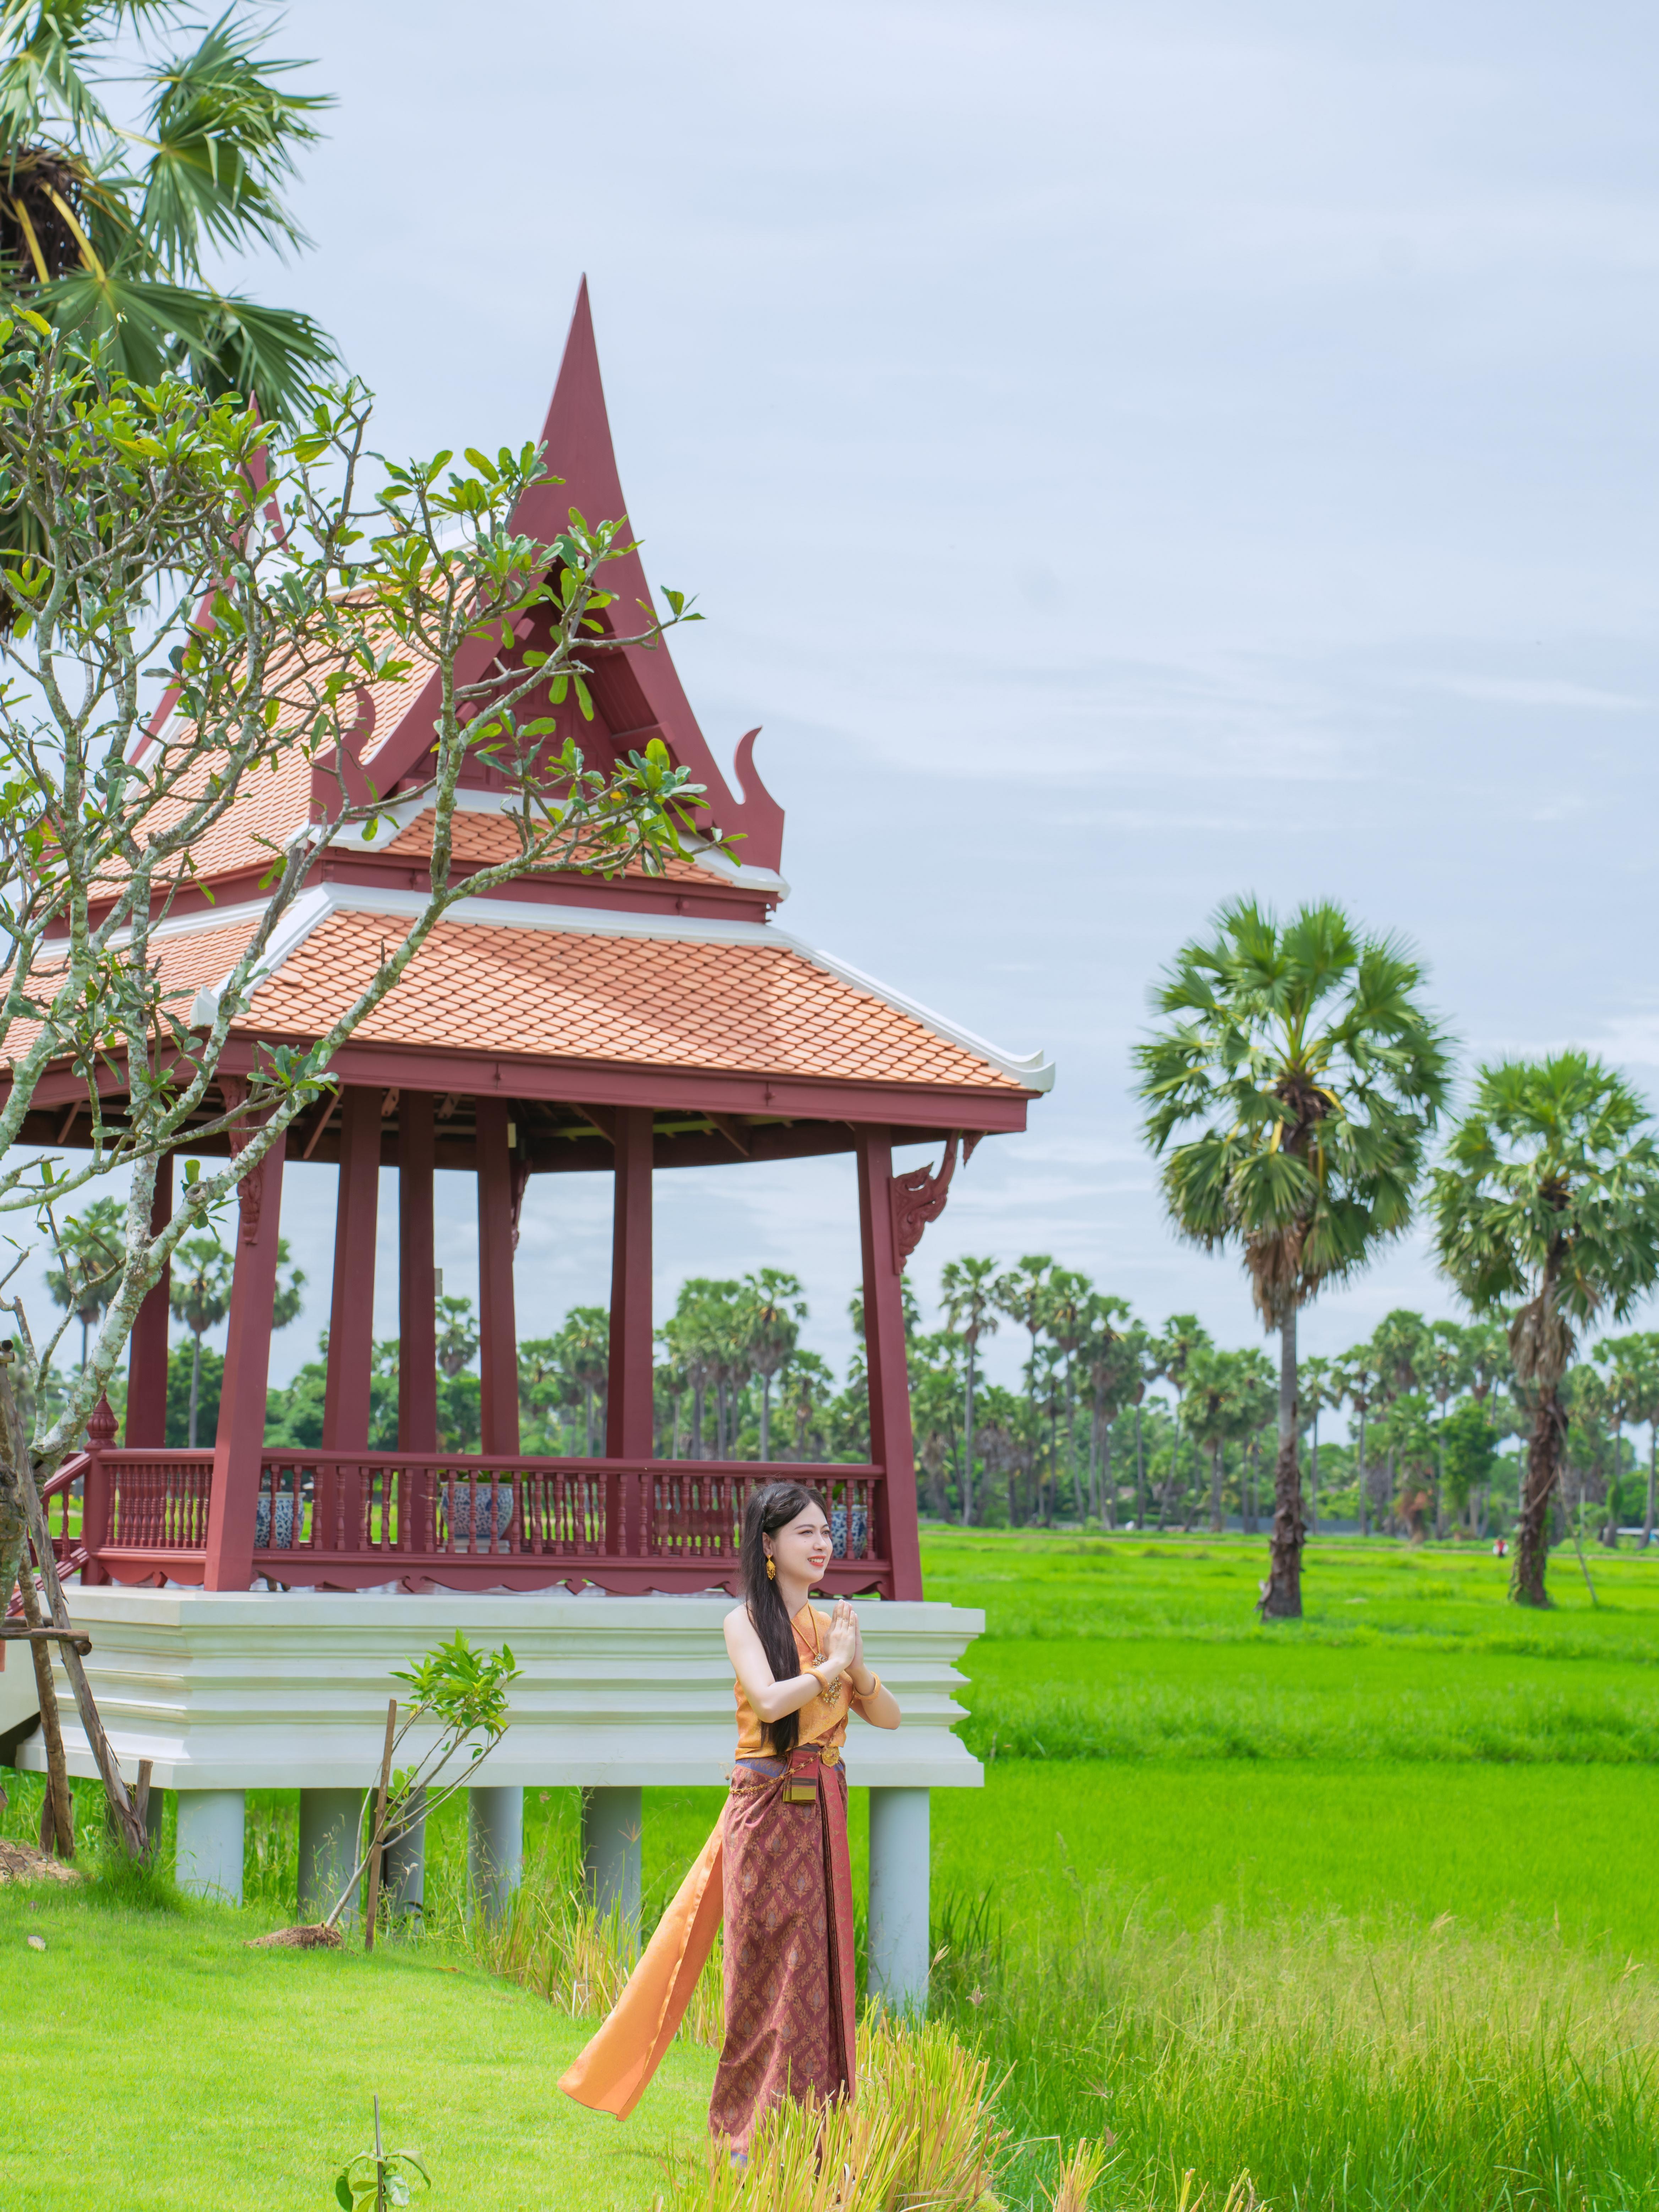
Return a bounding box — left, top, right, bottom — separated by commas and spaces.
560, 1481, 902, 2153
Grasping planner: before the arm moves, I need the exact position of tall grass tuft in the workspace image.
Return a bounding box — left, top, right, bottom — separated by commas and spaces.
933, 1882, 1659, 2210
655, 2013, 1009, 2211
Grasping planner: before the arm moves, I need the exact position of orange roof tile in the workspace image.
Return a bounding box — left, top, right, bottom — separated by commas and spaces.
241, 911, 1021, 1090
5, 915, 260, 1067
381, 808, 725, 886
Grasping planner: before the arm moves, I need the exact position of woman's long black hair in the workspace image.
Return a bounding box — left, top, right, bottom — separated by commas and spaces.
742, 1481, 828, 1757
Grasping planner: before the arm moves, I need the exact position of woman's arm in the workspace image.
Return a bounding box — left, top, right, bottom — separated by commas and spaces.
723, 1604, 859, 1724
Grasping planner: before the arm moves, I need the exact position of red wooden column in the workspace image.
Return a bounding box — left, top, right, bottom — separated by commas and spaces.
476, 1098, 520, 1455
856, 1125, 923, 1600
605, 1108, 654, 1553
322, 1087, 380, 1450
204, 1129, 288, 1590
398, 1093, 438, 1454
124, 1151, 173, 1446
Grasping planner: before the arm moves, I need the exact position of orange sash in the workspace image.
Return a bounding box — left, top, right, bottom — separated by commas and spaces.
558, 1818, 726, 2120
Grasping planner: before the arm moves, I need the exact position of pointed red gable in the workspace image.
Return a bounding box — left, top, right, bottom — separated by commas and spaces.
356, 280, 786, 872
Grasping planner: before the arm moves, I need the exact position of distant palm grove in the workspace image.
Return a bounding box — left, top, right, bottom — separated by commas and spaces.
88, 1259, 1659, 1559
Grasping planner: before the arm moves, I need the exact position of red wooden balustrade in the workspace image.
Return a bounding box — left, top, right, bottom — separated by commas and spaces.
71, 1446, 891, 1596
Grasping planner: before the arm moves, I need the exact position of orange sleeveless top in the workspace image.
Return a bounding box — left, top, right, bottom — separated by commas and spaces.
733, 1602, 878, 1758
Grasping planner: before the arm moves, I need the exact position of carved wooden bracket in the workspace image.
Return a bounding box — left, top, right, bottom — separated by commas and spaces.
889, 1131, 981, 1273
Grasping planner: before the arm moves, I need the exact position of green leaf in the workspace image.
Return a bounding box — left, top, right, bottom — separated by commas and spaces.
334, 2177, 353, 2210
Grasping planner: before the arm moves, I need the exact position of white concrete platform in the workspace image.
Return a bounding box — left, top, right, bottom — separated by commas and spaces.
12, 1589, 985, 1793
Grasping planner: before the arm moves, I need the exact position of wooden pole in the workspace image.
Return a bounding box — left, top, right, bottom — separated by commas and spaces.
15, 1557, 73, 1857
362, 1696, 397, 1952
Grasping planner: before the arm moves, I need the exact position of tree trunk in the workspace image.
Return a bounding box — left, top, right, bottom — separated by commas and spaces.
1133, 1405, 1145, 1528
1258, 1310, 1304, 1619
692, 1384, 704, 1460
1645, 1424, 1656, 1551
1209, 1437, 1223, 1533
1102, 1427, 1115, 1528
189, 1332, 202, 1448
759, 1374, 771, 1461
1512, 1385, 1564, 1607
1356, 1405, 1369, 1537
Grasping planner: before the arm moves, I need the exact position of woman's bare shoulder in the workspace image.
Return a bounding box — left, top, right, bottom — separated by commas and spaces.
723, 1603, 756, 1640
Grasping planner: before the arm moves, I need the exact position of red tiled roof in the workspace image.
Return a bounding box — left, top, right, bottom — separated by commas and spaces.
241, 911, 1022, 1090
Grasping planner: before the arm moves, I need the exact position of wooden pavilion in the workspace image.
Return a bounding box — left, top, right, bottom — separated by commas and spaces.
27, 282, 1053, 1613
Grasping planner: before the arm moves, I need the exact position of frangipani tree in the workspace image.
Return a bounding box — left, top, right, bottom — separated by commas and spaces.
1136, 898, 1452, 1618
0, 325, 702, 1851
1431, 1052, 1659, 1607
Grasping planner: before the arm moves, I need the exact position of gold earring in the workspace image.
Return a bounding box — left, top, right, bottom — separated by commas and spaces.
766, 1557, 776, 1580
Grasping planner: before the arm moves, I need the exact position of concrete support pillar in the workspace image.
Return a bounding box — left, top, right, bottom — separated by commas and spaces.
383, 1787, 426, 1919
868, 1787, 930, 2012
124, 1151, 172, 1448
468, 1784, 523, 1923
175, 1788, 244, 1904
582, 1785, 642, 1942
299, 1787, 362, 1925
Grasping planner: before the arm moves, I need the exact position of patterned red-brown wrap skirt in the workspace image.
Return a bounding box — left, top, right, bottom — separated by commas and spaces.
710, 1745, 858, 2149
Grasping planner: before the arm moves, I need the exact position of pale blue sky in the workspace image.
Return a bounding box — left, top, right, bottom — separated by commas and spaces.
43, 2, 1659, 1395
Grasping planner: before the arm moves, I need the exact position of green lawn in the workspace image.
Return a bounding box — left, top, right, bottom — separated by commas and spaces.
0, 1882, 714, 2212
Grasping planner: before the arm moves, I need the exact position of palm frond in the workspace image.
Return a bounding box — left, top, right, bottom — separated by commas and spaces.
136, 11, 329, 276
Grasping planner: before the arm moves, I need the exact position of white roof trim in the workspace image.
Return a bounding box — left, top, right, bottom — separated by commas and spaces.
229, 882, 1053, 1091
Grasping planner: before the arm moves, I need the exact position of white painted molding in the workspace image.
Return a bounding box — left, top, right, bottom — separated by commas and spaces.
17, 1591, 986, 1794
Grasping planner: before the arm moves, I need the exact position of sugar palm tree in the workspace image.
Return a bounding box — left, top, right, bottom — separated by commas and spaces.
0, 1, 334, 413
740, 1268, 806, 1459
1299, 1353, 1335, 1533
1431, 1053, 1659, 1607
44, 1191, 124, 1371
1137, 898, 1452, 1617
994, 1255, 1054, 1510
1151, 1312, 1209, 1530
1077, 1294, 1135, 1525
168, 1228, 301, 1445
168, 1233, 230, 1446
940, 1255, 1000, 1527
1332, 1344, 1380, 1535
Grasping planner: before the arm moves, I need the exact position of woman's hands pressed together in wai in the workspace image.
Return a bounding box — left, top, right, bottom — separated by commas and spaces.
724, 1492, 902, 1732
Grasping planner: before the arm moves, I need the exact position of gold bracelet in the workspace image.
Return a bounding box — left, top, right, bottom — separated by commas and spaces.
854, 1672, 880, 1700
